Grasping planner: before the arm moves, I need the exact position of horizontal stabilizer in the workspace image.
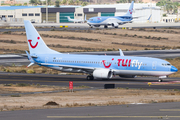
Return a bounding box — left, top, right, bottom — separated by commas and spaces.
25, 50, 35, 68
27, 63, 34, 68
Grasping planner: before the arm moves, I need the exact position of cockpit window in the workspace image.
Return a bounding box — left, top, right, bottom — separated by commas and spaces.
162, 63, 171, 66
89, 19, 93, 21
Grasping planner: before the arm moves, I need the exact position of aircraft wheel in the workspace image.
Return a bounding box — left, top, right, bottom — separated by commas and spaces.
115, 26, 118, 28
104, 25, 108, 28
158, 79, 162, 82
90, 76, 94, 80
87, 75, 94, 80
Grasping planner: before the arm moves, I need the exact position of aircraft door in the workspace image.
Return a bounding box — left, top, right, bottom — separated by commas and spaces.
152, 61, 157, 70
45, 57, 48, 63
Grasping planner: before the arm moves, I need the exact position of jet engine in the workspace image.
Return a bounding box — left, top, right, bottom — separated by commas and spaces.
111, 23, 118, 28
93, 69, 113, 79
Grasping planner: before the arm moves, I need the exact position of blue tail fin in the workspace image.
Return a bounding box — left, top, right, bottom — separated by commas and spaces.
124, 1, 134, 17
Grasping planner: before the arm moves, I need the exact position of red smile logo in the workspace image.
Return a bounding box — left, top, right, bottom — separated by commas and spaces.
28, 37, 40, 49
129, 9, 133, 14
102, 58, 114, 68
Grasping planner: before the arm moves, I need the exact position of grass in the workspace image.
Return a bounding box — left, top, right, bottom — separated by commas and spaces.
1, 28, 180, 54
1, 88, 180, 111
11, 94, 21, 97
16, 83, 31, 87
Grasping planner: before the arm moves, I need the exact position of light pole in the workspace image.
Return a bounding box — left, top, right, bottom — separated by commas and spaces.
46, 0, 48, 23
150, 0, 152, 23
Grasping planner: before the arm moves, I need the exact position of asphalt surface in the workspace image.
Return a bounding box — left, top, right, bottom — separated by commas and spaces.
71, 49, 180, 58
0, 72, 180, 90
0, 102, 180, 120
0, 72, 180, 120
1, 22, 180, 32
1, 22, 180, 28
0, 49, 180, 66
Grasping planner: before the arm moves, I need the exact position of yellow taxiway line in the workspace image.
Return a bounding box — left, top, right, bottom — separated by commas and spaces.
160, 109, 180, 111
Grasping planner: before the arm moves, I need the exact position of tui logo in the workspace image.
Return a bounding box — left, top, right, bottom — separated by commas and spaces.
102, 58, 114, 68
28, 37, 40, 49
129, 8, 133, 14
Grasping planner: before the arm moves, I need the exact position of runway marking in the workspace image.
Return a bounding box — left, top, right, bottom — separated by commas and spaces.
160, 109, 180, 111
147, 81, 180, 85
47, 116, 180, 118
1, 74, 180, 87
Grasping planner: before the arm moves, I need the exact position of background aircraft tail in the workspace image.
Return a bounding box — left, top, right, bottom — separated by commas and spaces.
124, 1, 134, 17
66, 16, 73, 21
84, 15, 86, 21
147, 14, 152, 20
24, 20, 59, 55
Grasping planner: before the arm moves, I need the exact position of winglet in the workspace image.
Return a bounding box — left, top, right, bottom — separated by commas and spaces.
119, 49, 124, 56
25, 50, 34, 68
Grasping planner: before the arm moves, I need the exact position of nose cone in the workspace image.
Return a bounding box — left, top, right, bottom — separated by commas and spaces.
171, 66, 178, 72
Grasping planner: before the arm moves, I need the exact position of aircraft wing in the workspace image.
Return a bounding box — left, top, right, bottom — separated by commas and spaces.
41, 63, 95, 73
117, 20, 133, 25
132, 16, 144, 19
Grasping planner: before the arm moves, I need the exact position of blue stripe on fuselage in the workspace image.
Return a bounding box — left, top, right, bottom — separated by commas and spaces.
33, 54, 171, 72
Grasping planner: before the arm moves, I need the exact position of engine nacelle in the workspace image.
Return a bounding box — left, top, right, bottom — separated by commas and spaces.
93, 69, 113, 79
119, 75, 136, 78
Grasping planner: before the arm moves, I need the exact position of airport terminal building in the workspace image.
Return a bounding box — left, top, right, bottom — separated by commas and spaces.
0, 3, 163, 23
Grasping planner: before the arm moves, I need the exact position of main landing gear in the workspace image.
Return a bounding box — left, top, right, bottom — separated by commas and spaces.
158, 78, 163, 82
104, 25, 108, 28
86, 75, 94, 80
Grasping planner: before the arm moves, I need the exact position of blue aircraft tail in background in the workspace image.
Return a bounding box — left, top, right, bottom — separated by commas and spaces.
123, 1, 134, 17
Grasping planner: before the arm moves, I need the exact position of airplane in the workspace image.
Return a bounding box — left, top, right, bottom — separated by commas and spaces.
66, 15, 86, 23
87, 1, 134, 28
24, 20, 178, 82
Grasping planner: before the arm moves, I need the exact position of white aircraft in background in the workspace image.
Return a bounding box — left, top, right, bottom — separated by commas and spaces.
87, 1, 134, 28
66, 15, 86, 23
